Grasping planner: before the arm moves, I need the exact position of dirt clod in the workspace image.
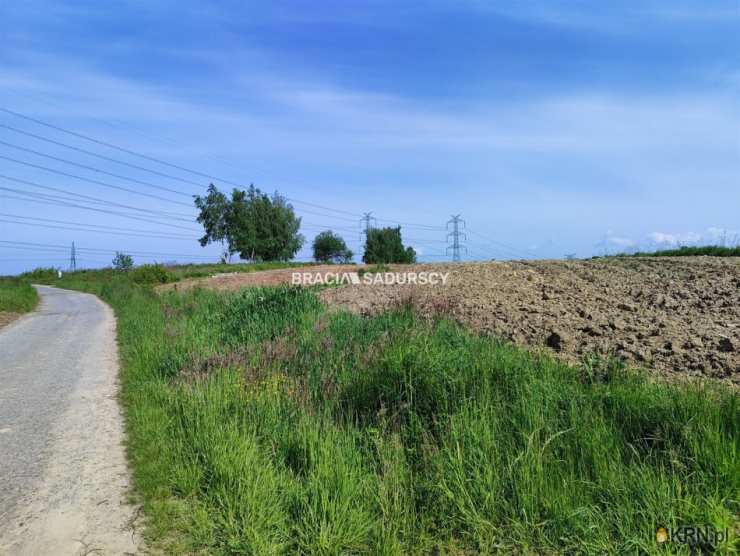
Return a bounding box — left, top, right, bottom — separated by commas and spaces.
718, 337, 735, 353
546, 330, 567, 351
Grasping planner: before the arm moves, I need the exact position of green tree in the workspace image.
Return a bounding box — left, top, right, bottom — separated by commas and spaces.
312, 230, 353, 263
112, 252, 133, 270
194, 184, 234, 261
362, 226, 416, 264
195, 184, 304, 262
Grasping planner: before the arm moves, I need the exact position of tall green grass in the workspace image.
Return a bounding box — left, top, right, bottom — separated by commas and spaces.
43, 272, 738, 555
18, 261, 313, 286
0, 277, 39, 313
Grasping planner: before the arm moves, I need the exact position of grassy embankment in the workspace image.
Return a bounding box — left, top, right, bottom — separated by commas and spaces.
29, 266, 739, 554
0, 276, 39, 314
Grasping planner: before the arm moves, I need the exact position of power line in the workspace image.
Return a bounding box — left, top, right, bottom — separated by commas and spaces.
0, 174, 195, 220
0, 240, 219, 260
1, 108, 451, 229
0, 192, 199, 232
0, 155, 195, 208
0, 184, 444, 245
1, 108, 506, 245
0, 107, 208, 181
2, 123, 390, 227
0, 212, 193, 235
0, 123, 206, 189
14, 90, 282, 189
290, 207, 358, 223
466, 229, 532, 259
0, 218, 194, 241
301, 222, 360, 234
0, 214, 196, 240
0, 140, 194, 198
0, 187, 200, 231
0, 137, 361, 225
407, 237, 448, 244
0, 109, 362, 218
0, 257, 73, 262
374, 217, 445, 231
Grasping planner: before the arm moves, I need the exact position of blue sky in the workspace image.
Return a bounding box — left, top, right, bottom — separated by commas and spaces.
1, 1, 738, 273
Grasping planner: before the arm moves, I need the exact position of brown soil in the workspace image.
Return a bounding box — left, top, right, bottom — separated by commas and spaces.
158, 264, 364, 293
319, 258, 740, 383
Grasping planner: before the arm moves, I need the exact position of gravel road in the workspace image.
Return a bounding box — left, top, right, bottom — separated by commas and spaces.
0, 286, 140, 555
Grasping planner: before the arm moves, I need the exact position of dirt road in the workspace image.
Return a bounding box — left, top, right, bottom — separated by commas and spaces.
0, 286, 140, 555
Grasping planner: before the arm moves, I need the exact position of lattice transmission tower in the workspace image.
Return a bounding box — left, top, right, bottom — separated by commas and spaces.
359, 212, 377, 242
69, 241, 77, 271
446, 215, 467, 262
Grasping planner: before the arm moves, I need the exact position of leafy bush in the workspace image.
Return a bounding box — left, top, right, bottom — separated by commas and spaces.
130, 264, 174, 284
20, 267, 60, 281
112, 252, 134, 270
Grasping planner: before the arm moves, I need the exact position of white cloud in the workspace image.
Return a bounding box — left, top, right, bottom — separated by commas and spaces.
648, 231, 701, 245
605, 231, 637, 247
649, 228, 739, 246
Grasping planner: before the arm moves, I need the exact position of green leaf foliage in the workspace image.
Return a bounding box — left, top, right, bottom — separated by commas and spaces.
112, 252, 134, 270
363, 226, 416, 264
312, 230, 353, 263
195, 184, 304, 262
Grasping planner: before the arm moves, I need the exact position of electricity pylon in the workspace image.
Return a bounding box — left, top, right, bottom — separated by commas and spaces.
69, 241, 77, 271
446, 215, 467, 262
359, 212, 377, 242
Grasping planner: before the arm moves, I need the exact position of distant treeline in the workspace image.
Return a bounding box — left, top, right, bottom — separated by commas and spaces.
615, 245, 740, 258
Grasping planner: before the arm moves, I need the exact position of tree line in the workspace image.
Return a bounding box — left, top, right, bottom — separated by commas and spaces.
194, 184, 417, 264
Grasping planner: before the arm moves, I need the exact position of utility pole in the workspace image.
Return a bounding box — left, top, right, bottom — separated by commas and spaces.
446, 215, 467, 262
359, 212, 377, 242
69, 241, 77, 271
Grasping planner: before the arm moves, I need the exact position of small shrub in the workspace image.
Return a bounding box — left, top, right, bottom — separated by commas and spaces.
20, 267, 59, 282
131, 264, 174, 284
112, 252, 134, 270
